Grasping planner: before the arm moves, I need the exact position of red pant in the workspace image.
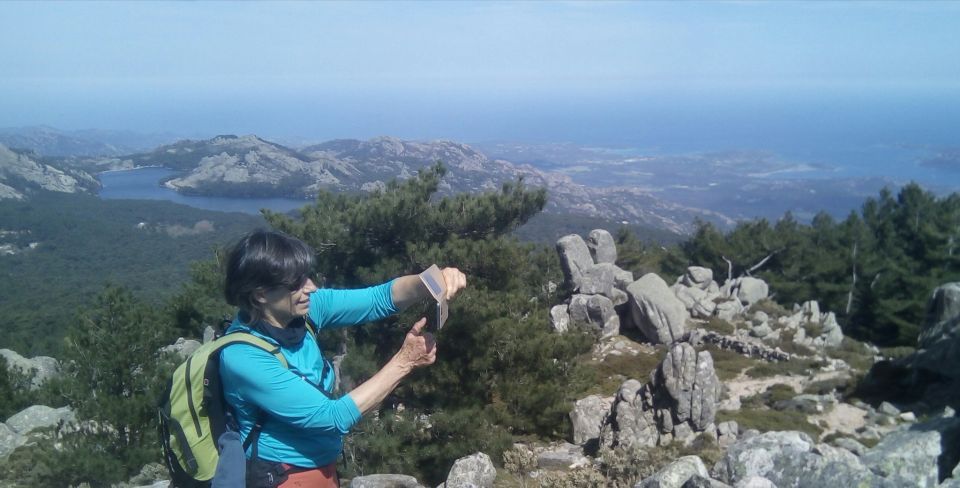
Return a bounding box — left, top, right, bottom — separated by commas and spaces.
278, 463, 338, 488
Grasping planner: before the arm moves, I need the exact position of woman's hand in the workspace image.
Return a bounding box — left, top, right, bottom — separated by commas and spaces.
393, 318, 437, 372
441, 267, 467, 300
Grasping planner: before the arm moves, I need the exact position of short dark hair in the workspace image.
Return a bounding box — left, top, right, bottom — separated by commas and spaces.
224, 229, 315, 323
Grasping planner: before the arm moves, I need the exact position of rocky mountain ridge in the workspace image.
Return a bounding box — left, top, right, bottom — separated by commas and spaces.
0, 144, 98, 200
77, 134, 733, 234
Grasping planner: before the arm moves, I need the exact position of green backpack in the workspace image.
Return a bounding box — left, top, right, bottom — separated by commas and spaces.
158, 329, 288, 487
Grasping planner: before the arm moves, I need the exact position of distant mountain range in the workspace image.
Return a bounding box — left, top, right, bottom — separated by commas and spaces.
0, 126, 181, 158
0, 126, 922, 235
66, 134, 732, 233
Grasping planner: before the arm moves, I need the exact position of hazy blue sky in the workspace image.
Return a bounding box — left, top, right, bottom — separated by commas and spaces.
1, 1, 958, 144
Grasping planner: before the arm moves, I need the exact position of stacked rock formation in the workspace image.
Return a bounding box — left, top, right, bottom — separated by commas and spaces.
596, 342, 722, 448
552, 230, 633, 339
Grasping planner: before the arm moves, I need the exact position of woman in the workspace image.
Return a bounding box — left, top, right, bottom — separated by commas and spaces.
220, 229, 466, 487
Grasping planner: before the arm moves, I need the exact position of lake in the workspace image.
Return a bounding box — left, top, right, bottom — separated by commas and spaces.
97, 167, 310, 215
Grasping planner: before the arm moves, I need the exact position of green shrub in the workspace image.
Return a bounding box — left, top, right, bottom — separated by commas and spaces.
750, 299, 791, 319
703, 317, 736, 335
716, 409, 823, 440
825, 337, 876, 371
802, 321, 824, 339
745, 358, 820, 379
705, 345, 758, 381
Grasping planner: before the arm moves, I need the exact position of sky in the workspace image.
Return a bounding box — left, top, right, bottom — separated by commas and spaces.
0, 1, 958, 144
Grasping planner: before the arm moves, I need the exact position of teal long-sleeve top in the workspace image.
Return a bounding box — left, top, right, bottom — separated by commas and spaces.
219, 279, 398, 468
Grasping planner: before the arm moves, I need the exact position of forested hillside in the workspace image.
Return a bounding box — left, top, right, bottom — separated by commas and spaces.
0, 191, 265, 354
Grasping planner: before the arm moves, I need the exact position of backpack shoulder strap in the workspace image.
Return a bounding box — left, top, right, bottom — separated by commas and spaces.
304, 315, 318, 339
215, 332, 288, 369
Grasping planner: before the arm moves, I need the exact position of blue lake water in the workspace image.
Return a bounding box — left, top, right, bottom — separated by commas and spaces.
97, 167, 310, 215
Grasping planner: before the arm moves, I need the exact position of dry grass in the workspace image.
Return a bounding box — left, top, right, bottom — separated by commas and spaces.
577, 346, 666, 397
705, 345, 760, 381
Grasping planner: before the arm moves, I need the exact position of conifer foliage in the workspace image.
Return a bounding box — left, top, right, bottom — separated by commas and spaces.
263, 163, 594, 482
675, 182, 960, 346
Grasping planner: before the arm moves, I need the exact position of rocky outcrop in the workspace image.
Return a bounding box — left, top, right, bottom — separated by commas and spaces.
912, 282, 960, 380
349, 474, 426, 488
637, 455, 710, 488
570, 395, 613, 445
553, 231, 633, 340
159, 337, 202, 359
568, 294, 620, 338
725, 278, 769, 309
1, 405, 76, 461
443, 452, 496, 488
773, 300, 844, 349
557, 235, 594, 287
628, 274, 688, 344
5, 405, 75, 436
586, 229, 617, 264
711, 431, 875, 487
599, 343, 721, 448
0, 144, 96, 199
0, 348, 61, 389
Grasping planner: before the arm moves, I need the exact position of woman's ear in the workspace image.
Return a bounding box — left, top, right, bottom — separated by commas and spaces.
253, 288, 268, 304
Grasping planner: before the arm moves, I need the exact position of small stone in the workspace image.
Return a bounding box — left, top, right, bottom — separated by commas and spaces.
877, 401, 900, 416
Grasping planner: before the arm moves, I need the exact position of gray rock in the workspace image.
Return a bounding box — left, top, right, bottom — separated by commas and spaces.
682, 267, 714, 290
877, 401, 901, 417
536, 443, 589, 471
0, 348, 61, 389
550, 304, 570, 333
919, 282, 960, 349
599, 379, 661, 449
681, 475, 731, 488
202, 325, 216, 344
659, 343, 721, 431
730, 278, 769, 308
611, 287, 630, 307
712, 430, 876, 487
691, 297, 718, 320
861, 415, 960, 487
160, 337, 202, 359
749, 323, 772, 339
580, 263, 633, 304
568, 294, 620, 338
0, 422, 25, 461
587, 229, 617, 264
674, 285, 708, 311
570, 395, 613, 445
627, 273, 688, 344
800, 300, 821, 322
717, 421, 739, 448
600, 345, 721, 449
636, 455, 709, 488
132, 482, 170, 488
444, 452, 496, 488
5, 405, 75, 435
557, 235, 594, 287
714, 299, 744, 321
732, 477, 776, 488
350, 474, 426, 488
832, 437, 868, 457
